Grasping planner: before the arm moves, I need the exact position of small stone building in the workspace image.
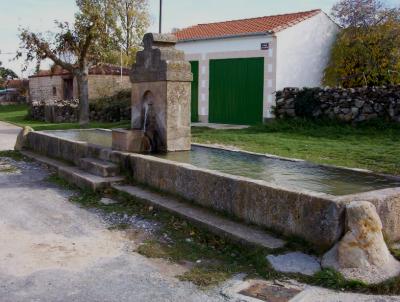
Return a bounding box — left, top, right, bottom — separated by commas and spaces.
175, 9, 339, 124
29, 64, 131, 102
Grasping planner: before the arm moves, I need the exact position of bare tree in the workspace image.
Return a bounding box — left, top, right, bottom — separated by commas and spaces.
331, 0, 397, 28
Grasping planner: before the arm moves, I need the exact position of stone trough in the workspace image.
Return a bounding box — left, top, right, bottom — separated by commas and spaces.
24, 129, 400, 252
18, 32, 400, 283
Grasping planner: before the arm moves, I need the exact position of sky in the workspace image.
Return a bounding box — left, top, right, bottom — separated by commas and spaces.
0, 0, 398, 77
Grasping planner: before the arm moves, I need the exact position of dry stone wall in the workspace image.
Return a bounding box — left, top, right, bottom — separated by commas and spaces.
275, 86, 400, 123
29, 99, 79, 123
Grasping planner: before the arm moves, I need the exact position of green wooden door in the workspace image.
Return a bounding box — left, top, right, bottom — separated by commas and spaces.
209, 58, 264, 125
190, 61, 199, 122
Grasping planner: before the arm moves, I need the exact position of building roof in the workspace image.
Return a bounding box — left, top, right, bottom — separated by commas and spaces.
29, 64, 130, 78
4, 79, 29, 89
174, 9, 322, 41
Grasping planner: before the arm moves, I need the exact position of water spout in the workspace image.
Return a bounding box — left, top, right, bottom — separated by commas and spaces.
143, 103, 149, 133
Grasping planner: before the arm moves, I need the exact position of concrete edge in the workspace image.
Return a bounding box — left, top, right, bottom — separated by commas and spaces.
112, 184, 286, 250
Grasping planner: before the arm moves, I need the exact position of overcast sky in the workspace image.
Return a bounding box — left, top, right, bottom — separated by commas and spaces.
0, 0, 398, 77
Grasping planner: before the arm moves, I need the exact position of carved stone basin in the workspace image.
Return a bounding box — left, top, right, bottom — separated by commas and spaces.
112, 129, 151, 153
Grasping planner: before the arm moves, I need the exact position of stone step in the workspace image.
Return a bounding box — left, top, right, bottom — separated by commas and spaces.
112, 184, 286, 250
79, 157, 119, 177
58, 166, 124, 191
21, 151, 125, 191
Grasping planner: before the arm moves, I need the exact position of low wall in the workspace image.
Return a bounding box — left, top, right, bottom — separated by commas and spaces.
29, 99, 79, 123
25, 131, 400, 250
275, 86, 400, 123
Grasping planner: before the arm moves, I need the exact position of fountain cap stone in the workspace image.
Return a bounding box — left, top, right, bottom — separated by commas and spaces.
131, 32, 192, 83
143, 33, 177, 49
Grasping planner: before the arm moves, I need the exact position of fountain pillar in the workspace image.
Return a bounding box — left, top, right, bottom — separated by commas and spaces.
112, 33, 192, 153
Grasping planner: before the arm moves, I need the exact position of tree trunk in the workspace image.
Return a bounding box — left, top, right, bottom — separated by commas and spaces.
76, 67, 90, 127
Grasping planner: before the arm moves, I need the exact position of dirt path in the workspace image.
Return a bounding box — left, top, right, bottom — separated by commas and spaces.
0, 158, 227, 302
0, 121, 20, 151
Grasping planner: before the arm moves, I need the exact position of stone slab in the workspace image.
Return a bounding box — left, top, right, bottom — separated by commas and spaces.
79, 157, 119, 177
267, 252, 321, 276
112, 184, 286, 249
58, 166, 124, 191
21, 151, 124, 191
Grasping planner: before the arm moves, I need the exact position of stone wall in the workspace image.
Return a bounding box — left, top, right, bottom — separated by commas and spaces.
29, 75, 66, 101
88, 75, 131, 100
29, 74, 130, 102
29, 99, 79, 123
275, 86, 400, 123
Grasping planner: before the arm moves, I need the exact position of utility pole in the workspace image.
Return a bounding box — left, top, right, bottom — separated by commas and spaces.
159, 0, 162, 33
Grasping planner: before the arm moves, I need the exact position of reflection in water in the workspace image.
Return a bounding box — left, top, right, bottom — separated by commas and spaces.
156, 146, 400, 196
43, 130, 400, 196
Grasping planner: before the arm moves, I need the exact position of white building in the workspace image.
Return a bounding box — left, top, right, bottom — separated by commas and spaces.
175, 9, 339, 124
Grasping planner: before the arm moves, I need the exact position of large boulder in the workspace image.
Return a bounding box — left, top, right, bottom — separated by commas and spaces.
14, 126, 34, 151
322, 201, 400, 284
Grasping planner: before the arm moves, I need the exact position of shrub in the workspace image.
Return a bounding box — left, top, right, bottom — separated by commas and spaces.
89, 90, 131, 122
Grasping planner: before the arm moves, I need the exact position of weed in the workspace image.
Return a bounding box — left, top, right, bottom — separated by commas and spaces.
0, 150, 27, 161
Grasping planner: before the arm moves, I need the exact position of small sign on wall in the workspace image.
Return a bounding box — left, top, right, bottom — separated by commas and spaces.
261, 43, 270, 50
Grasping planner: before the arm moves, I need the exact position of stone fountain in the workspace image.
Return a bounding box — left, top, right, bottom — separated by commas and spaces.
112, 33, 192, 153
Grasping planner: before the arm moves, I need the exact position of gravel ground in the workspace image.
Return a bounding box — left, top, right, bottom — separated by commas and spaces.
0, 157, 228, 302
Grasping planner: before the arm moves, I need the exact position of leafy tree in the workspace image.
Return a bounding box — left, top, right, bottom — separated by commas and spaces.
324, 0, 400, 87
17, 0, 119, 126
0, 62, 18, 81
115, 0, 150, 66
0, 61, 18, 89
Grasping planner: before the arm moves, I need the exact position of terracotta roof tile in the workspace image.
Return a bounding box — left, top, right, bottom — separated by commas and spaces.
175, 9, 321, 41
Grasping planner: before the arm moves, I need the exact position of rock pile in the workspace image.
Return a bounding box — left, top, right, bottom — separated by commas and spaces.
275, 86, 400, 123
29, 99, 79, 123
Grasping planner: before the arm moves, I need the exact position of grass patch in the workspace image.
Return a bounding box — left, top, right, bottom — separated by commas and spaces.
138, 240, 170, 259
108, 223, 131, 231
0, 150, 27, 161
0, 165, 18, 173
0, 104, 130, 131
192, 119, 400, 175
178, 266, 231, 288
46, 174, 75, 190
312, 269, 366, 291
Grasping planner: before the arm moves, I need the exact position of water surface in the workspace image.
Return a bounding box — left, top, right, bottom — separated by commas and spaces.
155, 146, 400, 196
43, 129, 400, 196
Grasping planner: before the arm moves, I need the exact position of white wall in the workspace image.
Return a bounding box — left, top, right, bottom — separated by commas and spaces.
177, 35, 275, 121
275, 12, 339, 90
176, 35, 273, 56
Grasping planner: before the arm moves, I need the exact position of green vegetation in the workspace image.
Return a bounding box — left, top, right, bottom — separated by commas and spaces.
192, 119, 400, 175
0, 104, 129, 131
44, 174, 400, 294
0, 150, 27, 161
2, 104, 399, 175
324, 0, 400, 87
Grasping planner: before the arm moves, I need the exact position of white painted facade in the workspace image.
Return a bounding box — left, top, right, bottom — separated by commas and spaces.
275, 12, 340, 90
176, 11, 339, 123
